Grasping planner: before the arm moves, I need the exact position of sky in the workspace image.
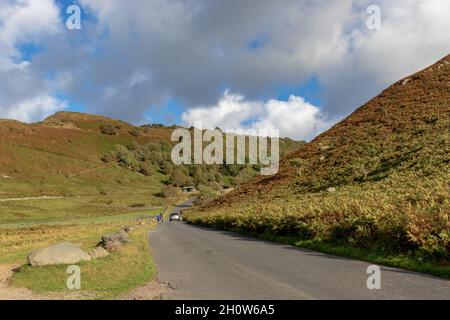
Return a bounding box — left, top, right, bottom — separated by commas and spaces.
0, 0, 450, 140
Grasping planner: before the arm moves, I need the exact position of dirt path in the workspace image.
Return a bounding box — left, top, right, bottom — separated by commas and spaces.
0, 264, 44, 300
68, 165, 109, 178
0, 264, 96, 300
120, 280, 167, 300
0, 196, 63, 203
0, 263, 167, 300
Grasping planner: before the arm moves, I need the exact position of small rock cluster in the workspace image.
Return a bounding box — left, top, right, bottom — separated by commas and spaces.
27, 218, 155, 267
101, 230, 131, 253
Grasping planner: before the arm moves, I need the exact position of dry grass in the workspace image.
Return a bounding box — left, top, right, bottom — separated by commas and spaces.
8, 225, 157, 299
0, 222, 128, 264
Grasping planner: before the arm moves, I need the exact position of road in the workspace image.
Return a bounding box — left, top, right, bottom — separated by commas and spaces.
148, 199, 450, 300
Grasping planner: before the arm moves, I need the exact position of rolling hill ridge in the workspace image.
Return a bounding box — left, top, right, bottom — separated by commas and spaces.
0, 111, 303, 224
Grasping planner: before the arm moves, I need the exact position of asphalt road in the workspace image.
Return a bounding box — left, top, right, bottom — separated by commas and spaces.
148, 199, 450, 300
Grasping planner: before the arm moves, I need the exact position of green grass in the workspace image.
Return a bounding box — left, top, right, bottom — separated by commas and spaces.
0, 173, 168, 225
0, 208, 162, 229
10, 226, 156, 299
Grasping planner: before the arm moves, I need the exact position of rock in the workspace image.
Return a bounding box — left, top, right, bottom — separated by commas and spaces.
123, 225, 138, 233
88, 246, 109, 259
101, 230, 131, 244
327, 187, 337, 193
27, 242, 91, 266
103, 240, 122, 252
374, 106, 387, 115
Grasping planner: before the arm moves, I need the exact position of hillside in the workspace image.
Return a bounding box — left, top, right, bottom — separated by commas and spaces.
0, 111, 303, 224
185, 54, 450, 269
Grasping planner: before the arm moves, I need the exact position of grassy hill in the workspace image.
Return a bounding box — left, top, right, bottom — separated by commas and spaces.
0, 111, 303, 224
184, 55, 450, 276
0, 112, 168, 224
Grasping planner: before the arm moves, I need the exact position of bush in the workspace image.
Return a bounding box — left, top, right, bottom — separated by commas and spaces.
161, 185, 178, 198
113, 145, 139, 169
168, 169, 192, 187
138, 162, 153, 176
100, 125, 118, 135
130, 203, 146, 208
129, 128, 141, 137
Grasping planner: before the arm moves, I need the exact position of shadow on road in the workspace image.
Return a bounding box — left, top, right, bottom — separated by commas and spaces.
180, 223, 449, 281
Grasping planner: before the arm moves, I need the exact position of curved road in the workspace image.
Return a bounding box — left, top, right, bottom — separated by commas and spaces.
148, 199, 450, 300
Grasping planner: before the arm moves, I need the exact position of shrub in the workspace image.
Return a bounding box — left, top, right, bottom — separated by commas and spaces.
100, 125, 118, 135
113, 145, 139, 169
161, 185, 178, 198
130, 203, 146, 208
129, 128, 141, 137
138, 162, 153, 176
168, 169, 192, 187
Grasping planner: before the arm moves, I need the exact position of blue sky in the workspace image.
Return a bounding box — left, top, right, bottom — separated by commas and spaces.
16, 0, 325, 128
1, 0, 450, 140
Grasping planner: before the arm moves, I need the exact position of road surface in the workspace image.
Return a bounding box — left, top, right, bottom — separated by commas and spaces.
148, 199, 450, 300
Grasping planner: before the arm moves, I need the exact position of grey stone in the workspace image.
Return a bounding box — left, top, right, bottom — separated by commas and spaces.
88, 246, 109, 259
103, 240, 122, 252
27, 242, 91, 266
123, 225, 139, 233
102, 230, 131, 244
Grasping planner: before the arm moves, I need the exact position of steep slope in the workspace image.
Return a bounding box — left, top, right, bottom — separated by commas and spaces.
185, 55, 450, 265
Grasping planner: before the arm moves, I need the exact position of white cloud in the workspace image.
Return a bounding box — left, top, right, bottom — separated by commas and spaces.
182, 91, 332, 141
0, 0, 63, 122
44, 0, 450, 127
2, 95, 67, 123
253, 96, 333, 140
0, 0, 60, 68
1, 0, 450, 134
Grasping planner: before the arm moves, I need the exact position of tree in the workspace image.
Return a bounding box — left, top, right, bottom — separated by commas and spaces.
168, 169, 192, 187
139, 162, 154, 176
114, 145, 139, 169
161, 185, 178, 198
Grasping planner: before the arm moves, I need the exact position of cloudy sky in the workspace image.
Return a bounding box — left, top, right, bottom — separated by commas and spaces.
1, 0, 449, 140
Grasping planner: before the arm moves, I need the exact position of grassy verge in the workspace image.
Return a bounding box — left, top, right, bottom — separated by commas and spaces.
9, 224, 156, 299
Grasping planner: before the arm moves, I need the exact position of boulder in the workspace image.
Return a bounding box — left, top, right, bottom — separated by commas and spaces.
101, 230, 131, 244
88, 246, 109, 259
327, 187, 337, 193
123, 225, 138, 233
103, 239, 122, 252
27, 242, 91, 266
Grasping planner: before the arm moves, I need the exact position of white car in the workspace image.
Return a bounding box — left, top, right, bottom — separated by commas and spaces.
170, 213, 181, 222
